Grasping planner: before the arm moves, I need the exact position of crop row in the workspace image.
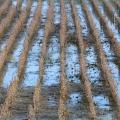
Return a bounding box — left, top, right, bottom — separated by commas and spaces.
28, 0, 54, 119
102, 0, 120, 27
91, 0, 120, 67
58, 0, 68, 120
0, 0, 119, 119
71, 0, 96, 119
83, 0, 120, 118
0, 0, 33, 119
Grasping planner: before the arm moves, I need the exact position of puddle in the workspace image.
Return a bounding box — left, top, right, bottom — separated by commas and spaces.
32, 2, 60, 119
41, 0, 61, 87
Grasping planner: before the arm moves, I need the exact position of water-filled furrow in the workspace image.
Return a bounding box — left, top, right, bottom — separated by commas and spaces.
65, 43, 80, 84
23, 29, 44, 87
35, 1, 60, 119
65, 1, 75, 34
2, 1, 37, 88
23, 0, 48, 87
43, 37, 60, 86
78, 2, 113, 118
76, 2, 89, 38
87, 1, 120, 99
38, 36, 60, 119
54, 1, 60, 25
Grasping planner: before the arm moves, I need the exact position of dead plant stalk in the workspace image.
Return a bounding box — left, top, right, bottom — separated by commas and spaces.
82, 0, 120, 115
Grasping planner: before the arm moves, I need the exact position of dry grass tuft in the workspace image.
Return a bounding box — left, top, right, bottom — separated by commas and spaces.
0, 77, 19, 120
58, 0, 68, 120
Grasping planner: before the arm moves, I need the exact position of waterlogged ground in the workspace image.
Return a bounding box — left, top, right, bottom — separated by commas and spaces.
0, 0, 120, 119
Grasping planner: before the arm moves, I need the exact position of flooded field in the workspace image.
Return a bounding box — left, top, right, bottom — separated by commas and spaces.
0, 0, 120, 120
